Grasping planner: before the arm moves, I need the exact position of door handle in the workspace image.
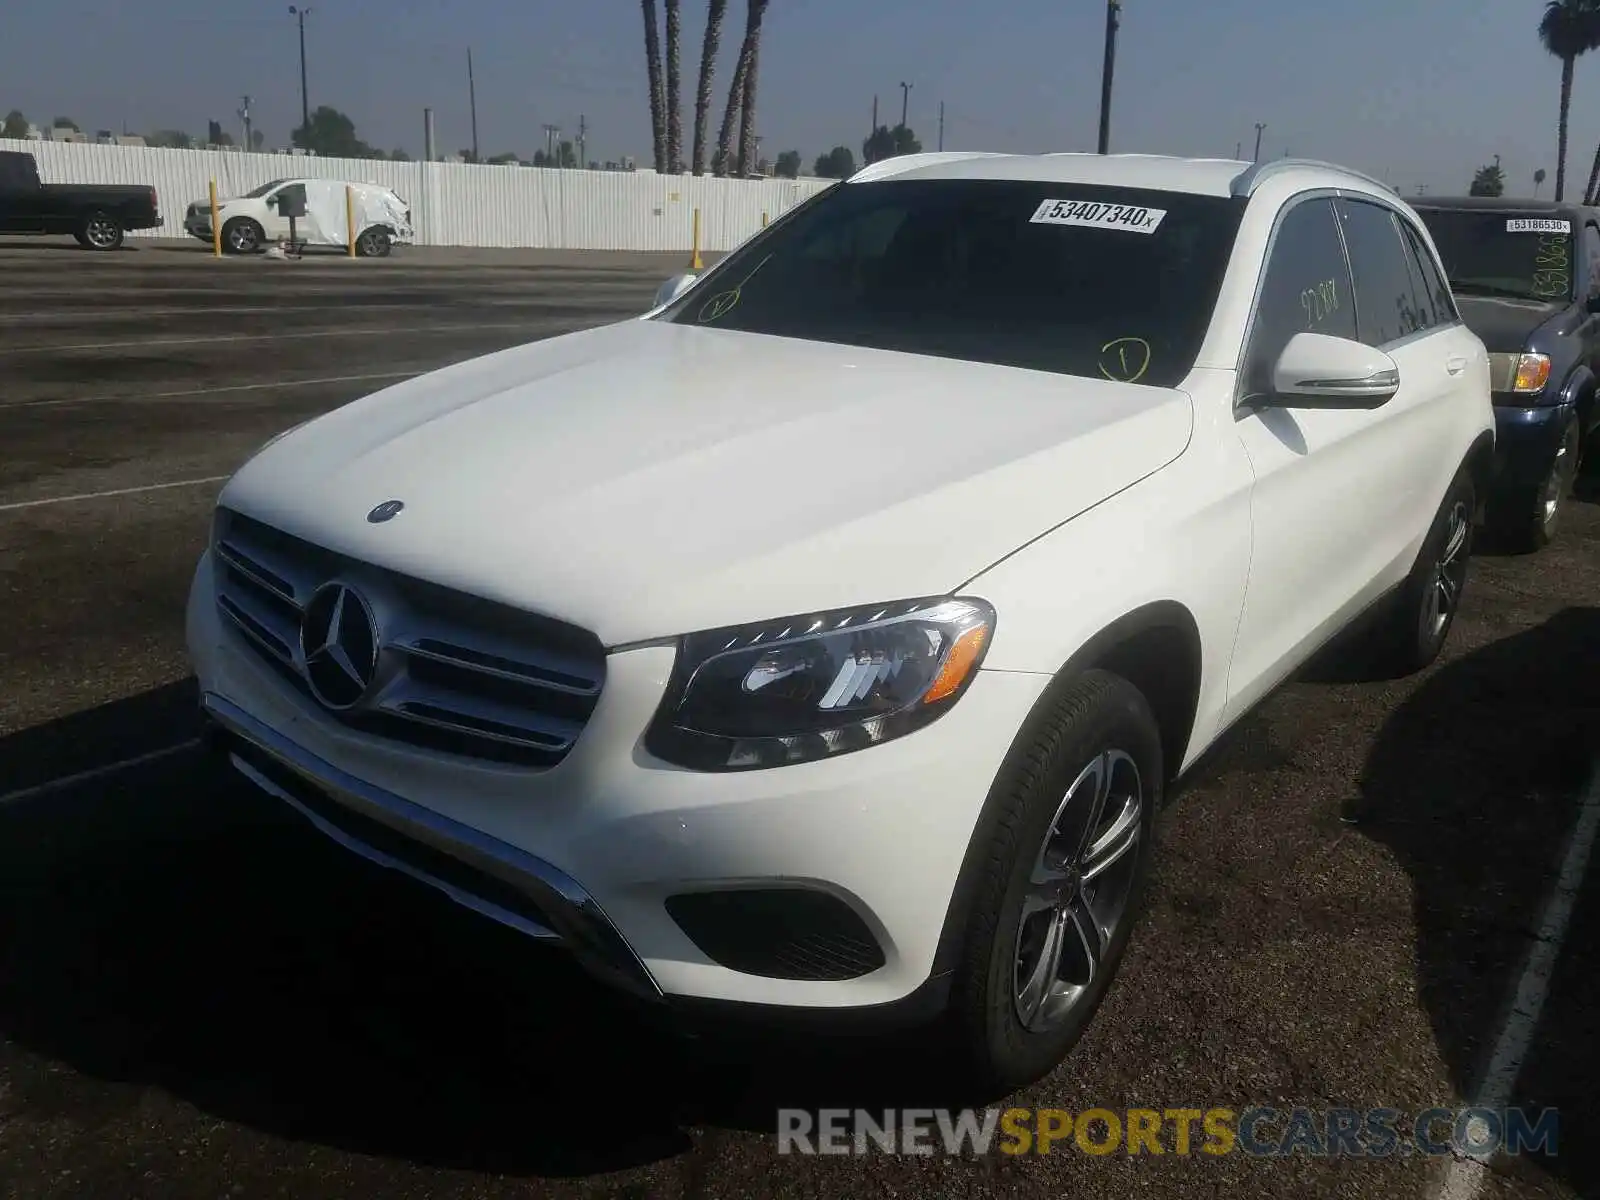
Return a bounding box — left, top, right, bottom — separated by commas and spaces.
1446, 356, 1468, 375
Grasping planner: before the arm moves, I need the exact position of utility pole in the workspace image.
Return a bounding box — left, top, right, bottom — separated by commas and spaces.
467, 48, 479, 163
542, 123, 560, 163
239, 95, 253, 151
938, 101, 945, 151
423, 107, 436, 161
577, 114, 587, 168
1253, 122, 1266, 162
1097, 0, 1120, 154
899, 81, 912, 128
871, 94, 878, 135
1235, 140, 1242, 159
288, 6, 311, 135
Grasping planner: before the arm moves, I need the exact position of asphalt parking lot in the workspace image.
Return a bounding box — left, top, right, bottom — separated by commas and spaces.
1, 235, 1598, 1200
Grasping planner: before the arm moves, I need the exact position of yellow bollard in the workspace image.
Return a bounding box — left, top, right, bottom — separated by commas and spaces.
346, 184, 357, 258
689, 207, 704, 270
762, 211, 769, 228
209, 179, 221, 258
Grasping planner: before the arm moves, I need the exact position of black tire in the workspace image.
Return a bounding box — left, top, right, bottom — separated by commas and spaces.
943, 669, 1161, 1095
78, 210, 124, 251
355, 227, 392, 258
1373, 466, 1475, 675
1497, 417, 1581, 553
221, 217, 264, 255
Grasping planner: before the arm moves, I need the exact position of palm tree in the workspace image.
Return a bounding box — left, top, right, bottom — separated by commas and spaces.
1538, 0, 1600, 201
691, 0, 728, 175
736, 0, 771, 176
713, 38, 749, 175
664, 0, 684, 173
641, 0, 667, 172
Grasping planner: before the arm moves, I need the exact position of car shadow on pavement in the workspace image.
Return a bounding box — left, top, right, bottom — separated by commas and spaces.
1347, 604, 1600, 1194
0, 680, 977, 1179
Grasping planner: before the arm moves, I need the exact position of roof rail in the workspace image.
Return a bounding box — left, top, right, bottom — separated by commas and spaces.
1229, 158, 1397, 199
848, 151, 1010, 184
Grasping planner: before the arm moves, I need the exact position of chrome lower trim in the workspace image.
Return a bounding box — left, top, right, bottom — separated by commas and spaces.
200, 691, 663, 1002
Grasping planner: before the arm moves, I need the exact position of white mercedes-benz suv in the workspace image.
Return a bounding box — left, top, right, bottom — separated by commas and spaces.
188, 152, 1494, 1091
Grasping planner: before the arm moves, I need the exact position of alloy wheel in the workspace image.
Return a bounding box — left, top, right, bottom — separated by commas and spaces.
1013, 748, 1145, 1034
84, 215, 119, 249
1421, 500, 1470, 642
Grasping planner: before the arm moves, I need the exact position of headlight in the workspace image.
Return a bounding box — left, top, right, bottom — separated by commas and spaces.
644, 596, 996, 771
1512, 353, 1551, 393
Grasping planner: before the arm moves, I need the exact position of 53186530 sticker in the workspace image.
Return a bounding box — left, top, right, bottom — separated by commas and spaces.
1030, 198, 1167, 234
1506, 218, 1570, 233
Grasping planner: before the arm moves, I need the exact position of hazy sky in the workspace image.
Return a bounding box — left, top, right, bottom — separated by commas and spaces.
2, 0, 1595, 195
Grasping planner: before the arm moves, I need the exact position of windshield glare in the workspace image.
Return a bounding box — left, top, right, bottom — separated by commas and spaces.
658, 178, 1247, 388
1415, 209, 1574, 302
243, 179, 289, 199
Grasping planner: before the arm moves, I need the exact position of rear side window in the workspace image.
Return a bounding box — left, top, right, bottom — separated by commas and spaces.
1584, 223, 1600, 299
1401, 220, 1458, 323
1336, 198, 1430, 346
1242, 197, 1356, 399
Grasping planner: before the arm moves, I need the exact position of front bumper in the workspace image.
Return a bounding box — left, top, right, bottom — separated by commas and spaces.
187, 549, 1049, 1015
1490, 402, 1576, 493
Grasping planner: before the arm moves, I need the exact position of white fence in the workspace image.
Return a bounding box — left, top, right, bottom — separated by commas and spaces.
2, 137, 834, 251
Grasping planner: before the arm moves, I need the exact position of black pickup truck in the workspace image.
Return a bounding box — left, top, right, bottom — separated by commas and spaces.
0, 149, 162, 251
1412, 196, 1600, 551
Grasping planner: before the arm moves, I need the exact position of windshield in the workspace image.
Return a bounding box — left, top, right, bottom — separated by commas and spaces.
242, 178, 290, 199
1415, 208, 1574, 302
658, 178, 1247, 387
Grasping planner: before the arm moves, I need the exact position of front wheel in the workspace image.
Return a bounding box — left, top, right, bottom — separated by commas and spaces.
222, 217, 264, 255
1502, 418, 1581, 553
944, 669, 1161, 1095
355, 227, 392, 257
79, 210, 124, 251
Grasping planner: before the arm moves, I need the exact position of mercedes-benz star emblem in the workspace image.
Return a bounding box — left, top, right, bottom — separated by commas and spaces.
367, 500, 405, 523
299, 582, 379, 710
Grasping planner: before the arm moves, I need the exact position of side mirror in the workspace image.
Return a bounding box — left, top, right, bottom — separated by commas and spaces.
1264, 331, 1400, 409
652, 273, 699, 310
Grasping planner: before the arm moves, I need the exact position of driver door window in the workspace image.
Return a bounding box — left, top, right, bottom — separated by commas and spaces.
1241, 197, 1358, 401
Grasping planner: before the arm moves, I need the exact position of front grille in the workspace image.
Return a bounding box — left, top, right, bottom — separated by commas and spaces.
212, 507, 606, 767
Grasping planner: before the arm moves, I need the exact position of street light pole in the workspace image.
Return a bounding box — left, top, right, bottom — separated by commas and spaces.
1253, 122, 1266, 163
899, 81, 912, 128
1096, 0, 1121, 155
288, 6, 311, 134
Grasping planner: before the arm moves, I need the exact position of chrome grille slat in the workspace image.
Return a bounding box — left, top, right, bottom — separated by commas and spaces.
211, 507, 605, 768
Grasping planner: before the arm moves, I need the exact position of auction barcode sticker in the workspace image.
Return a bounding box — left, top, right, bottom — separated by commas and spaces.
1030, 198, 1167, 234
1507, 218, 1570, 233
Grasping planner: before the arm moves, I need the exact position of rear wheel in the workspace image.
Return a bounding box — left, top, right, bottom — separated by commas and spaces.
1373, 467, 1475, 674
79, 210, 124, 251
943, 669, 1161, 1095
1500, 418, 1582, 552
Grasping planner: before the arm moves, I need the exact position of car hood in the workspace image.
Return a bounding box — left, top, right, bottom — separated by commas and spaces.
219, 320, 1194, 646
1453, 294, 1565, 353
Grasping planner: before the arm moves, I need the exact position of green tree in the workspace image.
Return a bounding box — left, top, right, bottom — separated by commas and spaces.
206, 119, 234, 146
641, 0, 667, 171
813, 145, 855, 178
1535, 166, 1548, 195
736, 0, 770, 176
51, 115, 79, 131
863, 123, 921, 165
291, 105, 375, 158
532, 141, 578, 168
1469, 161, 1506, 196
774, 149, 801, 178
1539, 0, 1600, 201
691, 0, 728, 174
389, 147, 412, 161
2, 110, 27, 138
147, 129, 196, 149
487, 151, 520, 165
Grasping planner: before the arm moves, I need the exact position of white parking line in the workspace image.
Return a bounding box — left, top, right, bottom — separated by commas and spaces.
0, 739, 202, 808
0, 475, 229, 513
0, 370, 421, 411
1429, 755, 1600, 1199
